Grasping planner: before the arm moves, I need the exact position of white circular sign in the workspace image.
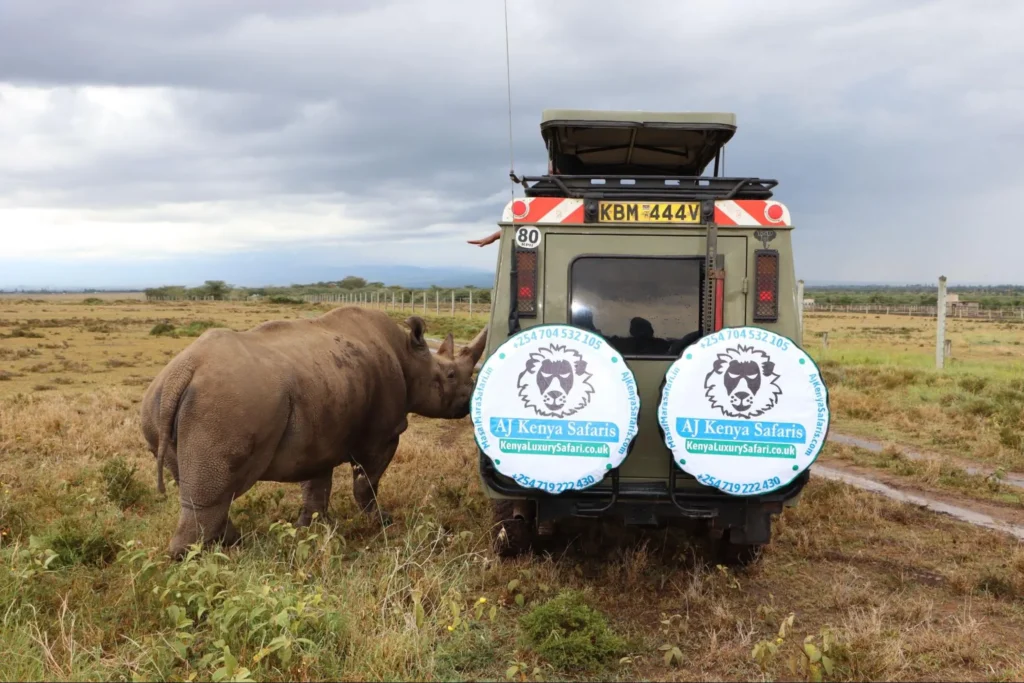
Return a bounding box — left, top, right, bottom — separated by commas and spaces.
513, 225, 541, 249
471, 324, 640, 494
657, 327, 830, 496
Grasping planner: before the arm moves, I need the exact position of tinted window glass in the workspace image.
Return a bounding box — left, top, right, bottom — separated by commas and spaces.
570, 257, 702, 358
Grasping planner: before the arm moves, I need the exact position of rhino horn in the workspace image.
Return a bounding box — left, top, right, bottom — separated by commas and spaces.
461, 325, 488, 365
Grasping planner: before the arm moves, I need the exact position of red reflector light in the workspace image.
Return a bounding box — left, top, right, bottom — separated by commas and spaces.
754, 249, 779, 322
515, 247, 538, 316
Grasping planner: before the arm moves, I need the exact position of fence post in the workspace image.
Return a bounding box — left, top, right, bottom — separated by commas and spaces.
422, 291, 426, 314
451, 290, 455, 317
822, 331, 829, 350
936, 275, 947, 370
944, 339, 952, 359
469, 290, 473, 318
796, 279, 804, 346
436, 290, 439, 315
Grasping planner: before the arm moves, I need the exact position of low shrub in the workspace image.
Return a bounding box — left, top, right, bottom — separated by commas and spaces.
100, 456, 149, 510
519, 590, 626, 671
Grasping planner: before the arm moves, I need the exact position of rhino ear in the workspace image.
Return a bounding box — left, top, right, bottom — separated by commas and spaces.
437, 333, 455, 359
405, 316, 428, 350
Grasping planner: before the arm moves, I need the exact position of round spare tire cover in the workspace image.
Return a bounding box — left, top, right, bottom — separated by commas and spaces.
471, 324, 640, 494
658, 327, 830, 496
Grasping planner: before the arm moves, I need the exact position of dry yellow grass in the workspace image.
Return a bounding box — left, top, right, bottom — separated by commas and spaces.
2, 300, 1024, 681
0, 292, 148, 302
804, 311, 1024, 370
0, 297, 485, 398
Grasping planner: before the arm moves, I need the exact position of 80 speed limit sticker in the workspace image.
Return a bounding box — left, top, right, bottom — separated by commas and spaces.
514, 226, 541, 249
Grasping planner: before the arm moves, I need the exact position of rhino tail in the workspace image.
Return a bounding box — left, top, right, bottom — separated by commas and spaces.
156, 363, 195, 495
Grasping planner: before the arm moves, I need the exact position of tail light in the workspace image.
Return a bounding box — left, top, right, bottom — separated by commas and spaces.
514, 246, 538, 316
753, 249, 779, 322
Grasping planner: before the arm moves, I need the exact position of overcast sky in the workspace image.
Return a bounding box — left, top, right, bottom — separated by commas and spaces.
1, 0, 1022, 286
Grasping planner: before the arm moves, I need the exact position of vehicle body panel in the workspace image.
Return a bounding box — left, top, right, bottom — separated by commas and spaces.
478, 109, 807, 554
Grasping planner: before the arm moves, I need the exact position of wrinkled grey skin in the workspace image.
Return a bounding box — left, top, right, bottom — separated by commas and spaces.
140, 306, 487, 559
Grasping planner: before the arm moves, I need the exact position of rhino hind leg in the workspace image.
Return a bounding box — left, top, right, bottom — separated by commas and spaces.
352, 437, 399, 526
297, 471, 334, 527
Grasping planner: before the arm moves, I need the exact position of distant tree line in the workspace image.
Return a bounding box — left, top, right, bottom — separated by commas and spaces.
143, 277, 493, 304
805, 285, 1024, 309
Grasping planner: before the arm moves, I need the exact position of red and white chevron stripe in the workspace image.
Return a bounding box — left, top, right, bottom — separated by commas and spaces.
501, 197, 585, 224
713, 200, 791, 226
500, 197, 791, 226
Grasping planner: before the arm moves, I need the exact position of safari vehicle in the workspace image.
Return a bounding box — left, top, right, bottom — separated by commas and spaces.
474, 109, 811, 565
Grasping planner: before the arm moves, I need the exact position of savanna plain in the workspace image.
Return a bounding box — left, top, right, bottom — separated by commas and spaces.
2, 295, 1024, 682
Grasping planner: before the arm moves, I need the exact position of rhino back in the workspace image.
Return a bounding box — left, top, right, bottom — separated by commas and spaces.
238, 315, 411, 478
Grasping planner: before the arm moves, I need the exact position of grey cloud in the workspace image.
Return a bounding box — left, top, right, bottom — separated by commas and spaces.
1, 0, 1022, 282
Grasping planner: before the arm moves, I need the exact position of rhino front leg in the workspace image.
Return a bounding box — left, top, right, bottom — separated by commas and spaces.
352, 437, 399, 526
297, 470, 334, 527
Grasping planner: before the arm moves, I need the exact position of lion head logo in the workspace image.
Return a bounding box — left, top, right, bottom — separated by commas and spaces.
704, 345, 782, 418
517, 344, 595, 418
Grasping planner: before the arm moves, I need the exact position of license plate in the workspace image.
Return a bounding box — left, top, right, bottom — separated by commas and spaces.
597, 201, 701, 224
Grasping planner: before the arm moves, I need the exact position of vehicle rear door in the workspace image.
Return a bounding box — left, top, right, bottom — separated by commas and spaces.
542, 229, 748, 480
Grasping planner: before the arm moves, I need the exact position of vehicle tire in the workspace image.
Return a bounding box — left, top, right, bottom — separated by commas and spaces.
490, 500, 534, 558
715, 529, 764, 567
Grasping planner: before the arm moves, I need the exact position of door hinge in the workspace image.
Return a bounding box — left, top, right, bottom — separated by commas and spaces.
741, 277, 749, 294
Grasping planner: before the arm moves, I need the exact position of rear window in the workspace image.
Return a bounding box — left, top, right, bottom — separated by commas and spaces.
569, 256, 703, 358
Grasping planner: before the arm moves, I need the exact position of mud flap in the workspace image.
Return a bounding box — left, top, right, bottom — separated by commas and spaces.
722, 507, 773, 546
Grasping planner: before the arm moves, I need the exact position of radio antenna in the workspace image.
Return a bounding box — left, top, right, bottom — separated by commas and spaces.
503, 0, 517, 197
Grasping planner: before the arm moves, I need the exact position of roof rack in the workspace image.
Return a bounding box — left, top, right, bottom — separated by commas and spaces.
517, 174, 777, 201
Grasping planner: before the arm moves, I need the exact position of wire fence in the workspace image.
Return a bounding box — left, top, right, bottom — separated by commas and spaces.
300, 291, 492, 317
145, 290, 495, 318
804, 303, 1024, 321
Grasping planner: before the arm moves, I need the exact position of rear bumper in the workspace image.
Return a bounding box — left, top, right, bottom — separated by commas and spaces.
479, 450, 809, 537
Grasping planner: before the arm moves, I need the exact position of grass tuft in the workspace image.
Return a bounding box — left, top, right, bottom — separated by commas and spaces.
519, 590, 626, 672
99, 456, 149, 510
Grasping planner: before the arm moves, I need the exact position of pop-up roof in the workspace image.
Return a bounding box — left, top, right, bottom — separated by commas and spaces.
540, 109, 737, 176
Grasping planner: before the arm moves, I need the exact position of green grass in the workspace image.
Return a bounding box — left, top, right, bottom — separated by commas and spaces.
823, 442, 1024, 507
805, 314, 1024, 471
3, 305, 1024, 681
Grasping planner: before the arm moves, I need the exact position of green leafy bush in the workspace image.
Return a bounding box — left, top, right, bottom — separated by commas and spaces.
32, 517, 119, 569
268, 295, 304, 305
100, 456, 148, 509
518, 590, 625, 671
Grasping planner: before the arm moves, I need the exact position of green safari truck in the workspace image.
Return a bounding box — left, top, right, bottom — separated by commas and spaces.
471, 109, 827, 565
